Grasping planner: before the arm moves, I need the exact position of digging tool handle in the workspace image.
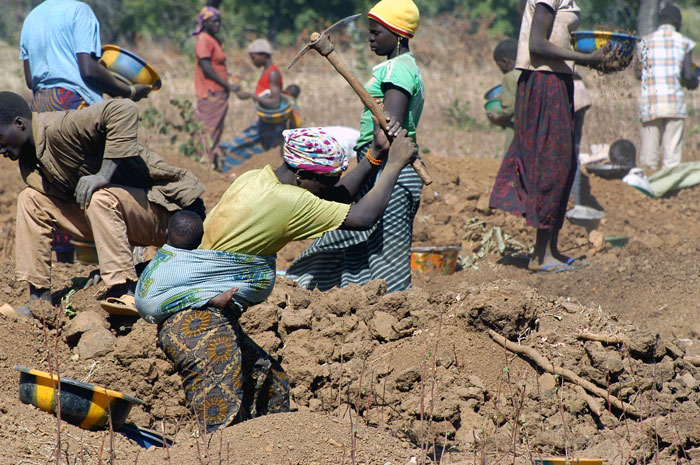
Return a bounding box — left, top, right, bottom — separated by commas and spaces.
325, 49, 433, 185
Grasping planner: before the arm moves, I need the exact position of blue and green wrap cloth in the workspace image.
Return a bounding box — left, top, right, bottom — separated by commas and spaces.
135, 244, 276, 324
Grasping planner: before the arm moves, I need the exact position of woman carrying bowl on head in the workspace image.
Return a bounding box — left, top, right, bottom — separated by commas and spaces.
286, 0, 425, 293
489, 0, 615, 272
192, 6, 239, 169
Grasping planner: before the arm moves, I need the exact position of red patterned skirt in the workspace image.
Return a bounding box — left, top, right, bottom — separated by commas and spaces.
489, 71, 575, 229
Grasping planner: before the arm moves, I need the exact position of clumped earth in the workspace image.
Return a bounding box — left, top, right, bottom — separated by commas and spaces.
1, 146, 700, 464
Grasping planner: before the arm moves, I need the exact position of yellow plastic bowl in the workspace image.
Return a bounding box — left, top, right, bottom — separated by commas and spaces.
16, 366, 143, 431
100, 44, 161, 90
71, 240, 98, 265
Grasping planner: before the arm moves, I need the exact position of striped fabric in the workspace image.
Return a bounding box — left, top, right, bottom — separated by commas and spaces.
218, 120, 286, 172
30, 87, 88, 112
286, 145, 422, 293
195, 90, 228, 163
638, 25, 696, 122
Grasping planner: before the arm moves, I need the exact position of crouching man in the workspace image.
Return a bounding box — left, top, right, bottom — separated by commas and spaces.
0, 92, 205, 312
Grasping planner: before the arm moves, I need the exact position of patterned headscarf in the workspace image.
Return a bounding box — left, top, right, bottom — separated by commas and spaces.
282, 128, 349, 175
192, 6, 221, 36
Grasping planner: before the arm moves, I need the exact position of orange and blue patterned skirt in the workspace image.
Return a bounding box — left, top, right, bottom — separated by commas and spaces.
158, 307, 289, 432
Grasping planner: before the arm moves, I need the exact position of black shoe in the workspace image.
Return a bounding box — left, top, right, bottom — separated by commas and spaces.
98, 281, 136, 300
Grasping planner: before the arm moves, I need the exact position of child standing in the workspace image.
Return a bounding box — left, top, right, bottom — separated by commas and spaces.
636, 5, 698, 170
487, 39, 521, 153
218, 39, 285, 170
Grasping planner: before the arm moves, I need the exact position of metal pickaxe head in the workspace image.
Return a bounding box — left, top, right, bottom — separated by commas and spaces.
288, 13, 361, 69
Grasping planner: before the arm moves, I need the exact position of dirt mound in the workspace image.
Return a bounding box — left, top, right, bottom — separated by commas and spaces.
2, 267, 699, 464
2, 148, 700, 464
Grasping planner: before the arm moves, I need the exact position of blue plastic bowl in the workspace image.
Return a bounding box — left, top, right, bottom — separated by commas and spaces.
572, 31, 639, 58
484, 99, 502, 114
119, 423, 173, 449
483, 84, 502, 100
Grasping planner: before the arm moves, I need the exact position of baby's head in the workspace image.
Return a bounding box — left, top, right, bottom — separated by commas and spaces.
284, 84, 301, 99
167, 210, 204, 250
609, 139, 636, 167
493, 39, 518, 74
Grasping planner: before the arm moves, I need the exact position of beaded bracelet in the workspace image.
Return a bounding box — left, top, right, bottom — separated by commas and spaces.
366, 149, 383, 166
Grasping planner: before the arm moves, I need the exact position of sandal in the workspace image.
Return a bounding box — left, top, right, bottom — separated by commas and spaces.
100, 295, 139, 317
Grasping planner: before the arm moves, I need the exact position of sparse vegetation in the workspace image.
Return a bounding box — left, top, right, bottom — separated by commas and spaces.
141, 99, 210, 162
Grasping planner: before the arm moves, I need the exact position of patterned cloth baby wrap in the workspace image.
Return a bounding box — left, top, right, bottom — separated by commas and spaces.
135, 244, 276, 324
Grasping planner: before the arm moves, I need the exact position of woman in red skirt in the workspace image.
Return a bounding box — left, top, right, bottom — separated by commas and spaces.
489, 0, 614, 272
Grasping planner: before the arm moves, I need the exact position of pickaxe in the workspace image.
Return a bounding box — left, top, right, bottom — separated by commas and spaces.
288, 14, 433, 185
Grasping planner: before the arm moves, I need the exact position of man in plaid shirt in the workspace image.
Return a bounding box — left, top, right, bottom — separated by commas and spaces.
636, 5, 698, 170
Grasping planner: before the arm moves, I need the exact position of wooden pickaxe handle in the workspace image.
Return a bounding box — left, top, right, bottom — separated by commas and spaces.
324, 49, 433, 185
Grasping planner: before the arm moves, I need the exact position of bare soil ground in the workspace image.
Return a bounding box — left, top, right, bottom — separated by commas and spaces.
2, 146, 700, 465
2, 25, 700, 464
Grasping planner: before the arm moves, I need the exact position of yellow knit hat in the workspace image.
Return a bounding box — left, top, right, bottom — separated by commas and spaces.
368, 0, 420, 39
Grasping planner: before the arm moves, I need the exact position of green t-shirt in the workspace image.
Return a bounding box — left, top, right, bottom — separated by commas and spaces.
200, 165, 350, 256
355, 52, 425, 149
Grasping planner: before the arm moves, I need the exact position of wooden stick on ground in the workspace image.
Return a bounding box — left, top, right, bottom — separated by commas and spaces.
580, 332, 686, 361
577, 332, 630, 346
574, 385, 603, 417
488, 329, 640, 418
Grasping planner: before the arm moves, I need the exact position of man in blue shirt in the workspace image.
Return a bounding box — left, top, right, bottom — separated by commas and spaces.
20, 0, 151, 111
20, 0, 152, 265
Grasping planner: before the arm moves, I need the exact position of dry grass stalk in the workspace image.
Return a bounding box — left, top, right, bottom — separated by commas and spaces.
556, 376, 572, 461
97, 434, 106, 465
160, 417, 173, 465
427, 312, 444, 464
337, 330, 346, 410
105, 392, 115, 465
491, 341, 527, 464
418, 342, 428, 465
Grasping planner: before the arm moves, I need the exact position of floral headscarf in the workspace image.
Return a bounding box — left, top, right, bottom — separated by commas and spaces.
282, 128, 349, 175
192, 6, 221, 36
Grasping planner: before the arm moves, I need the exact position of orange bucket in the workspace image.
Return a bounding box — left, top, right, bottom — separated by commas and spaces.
410, 246, 461, 275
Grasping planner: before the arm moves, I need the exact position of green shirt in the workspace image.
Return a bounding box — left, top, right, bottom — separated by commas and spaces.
200, 165, 350, 256
356, 52, 425, 149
